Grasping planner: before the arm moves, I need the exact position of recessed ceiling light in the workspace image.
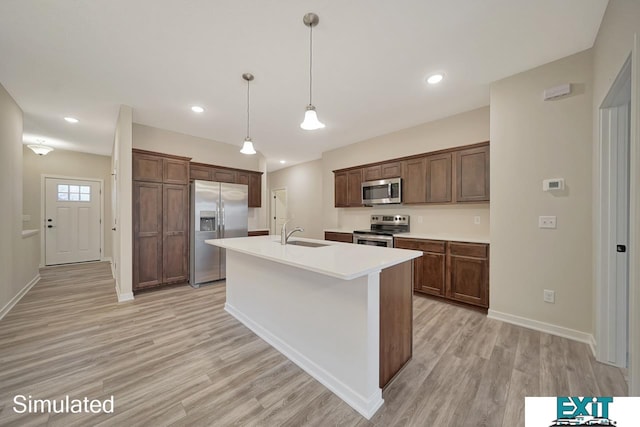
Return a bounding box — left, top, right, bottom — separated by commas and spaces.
279, 160, 286, 164
191, 106, 205, 113
64, 117, 79, 123
426, 74, 444, 85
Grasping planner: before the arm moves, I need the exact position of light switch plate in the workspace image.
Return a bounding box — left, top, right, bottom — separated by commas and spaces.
543, 289, 555, 303
539, 216, 557, 229
473, 216, 481, 225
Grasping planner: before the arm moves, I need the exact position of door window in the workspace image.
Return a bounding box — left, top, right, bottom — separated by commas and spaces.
57, 184, 91, 202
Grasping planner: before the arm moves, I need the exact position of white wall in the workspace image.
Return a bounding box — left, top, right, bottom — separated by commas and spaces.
0, 82, 39, 318
490, 50, 593, 337
322, 107, 490, 238
267, 160, 324, 239
22, 146, 112, 262
112, 105, 133, 301
591, 0, 640, 394
132, 123, 268, 230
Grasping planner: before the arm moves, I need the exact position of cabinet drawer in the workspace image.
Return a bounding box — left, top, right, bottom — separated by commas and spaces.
449, 242, 487, 258
394, 238, 445, 253
324, 232, 353, 243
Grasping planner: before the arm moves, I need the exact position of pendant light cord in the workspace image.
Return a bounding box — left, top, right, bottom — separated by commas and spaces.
309, 24, 313, 105
246, 77, 250, 139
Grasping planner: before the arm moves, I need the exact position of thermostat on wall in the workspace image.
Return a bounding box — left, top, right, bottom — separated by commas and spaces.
543, 178, 565, 191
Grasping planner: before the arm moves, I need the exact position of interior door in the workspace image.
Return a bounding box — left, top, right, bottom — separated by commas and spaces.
45, 178, 101, 265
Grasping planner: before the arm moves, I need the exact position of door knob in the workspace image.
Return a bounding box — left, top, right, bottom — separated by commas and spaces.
617, 245, 627, 253
47, 219, 53, 222
47, 225, 55, 228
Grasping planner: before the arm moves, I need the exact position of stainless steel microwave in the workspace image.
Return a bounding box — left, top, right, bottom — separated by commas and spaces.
361, 177, 402, 205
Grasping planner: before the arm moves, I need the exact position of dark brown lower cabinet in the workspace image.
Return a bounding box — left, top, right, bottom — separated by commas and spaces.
133, 182, 189, 291
133, 182, 163, 289
395, 238, 489, 308
448, 242, 489, 307
324, 231, 354, 243
162, 184, 189, 284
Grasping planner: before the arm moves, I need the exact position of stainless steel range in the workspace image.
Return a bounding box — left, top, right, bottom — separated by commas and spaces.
352, 215, 409, 248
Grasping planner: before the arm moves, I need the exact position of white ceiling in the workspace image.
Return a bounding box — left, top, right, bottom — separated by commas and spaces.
0, 0, 607, 171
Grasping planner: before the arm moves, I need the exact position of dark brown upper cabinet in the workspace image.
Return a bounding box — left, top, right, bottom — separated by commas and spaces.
455, 145, 490, 202
333, 141, 489, 207
425, 152, 452, 203
189, 162, 262, 208
133, 152, 163, 182
363, 161, 402, 181
335, 168, 363, 207
401, 158, 426, 204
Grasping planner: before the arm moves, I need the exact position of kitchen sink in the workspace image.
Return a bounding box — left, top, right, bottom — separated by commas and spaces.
287, 241, 328, 248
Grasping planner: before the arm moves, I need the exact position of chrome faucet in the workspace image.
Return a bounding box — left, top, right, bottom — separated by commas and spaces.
281, 220, 304, 245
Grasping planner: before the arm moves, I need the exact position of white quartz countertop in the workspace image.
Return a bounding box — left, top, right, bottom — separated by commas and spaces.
324, 229, 354, 234
395, 233, 490, 244
208, 235, 422, 280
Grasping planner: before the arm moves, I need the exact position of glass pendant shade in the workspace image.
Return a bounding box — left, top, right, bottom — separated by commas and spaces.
240, 138, 256, 155
27, 144, 54, 156
300, 105, 325, 130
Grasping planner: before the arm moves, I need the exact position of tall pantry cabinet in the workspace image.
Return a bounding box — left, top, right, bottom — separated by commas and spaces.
132, 149, 191, 291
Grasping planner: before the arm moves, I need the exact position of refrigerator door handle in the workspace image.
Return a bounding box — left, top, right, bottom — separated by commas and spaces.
221, 201, 225, 238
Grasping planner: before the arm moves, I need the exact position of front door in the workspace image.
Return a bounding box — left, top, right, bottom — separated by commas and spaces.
45, 177, 102, 265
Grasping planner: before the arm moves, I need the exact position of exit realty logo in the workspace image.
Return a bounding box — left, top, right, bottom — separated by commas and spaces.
526, 397, 640, 426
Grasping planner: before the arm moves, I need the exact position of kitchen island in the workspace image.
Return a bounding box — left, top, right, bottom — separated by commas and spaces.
207, 235, 421, 419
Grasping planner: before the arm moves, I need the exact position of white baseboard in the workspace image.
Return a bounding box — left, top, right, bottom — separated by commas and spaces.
101, 256, 112, 263
488, 309, 596, 350
225, 302, 383, 419
588, 334, 597, 358
115, 282, 134, 302
0, 274, 40, 320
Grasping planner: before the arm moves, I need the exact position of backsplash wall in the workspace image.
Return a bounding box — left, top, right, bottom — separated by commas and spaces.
337, 204, 490, 238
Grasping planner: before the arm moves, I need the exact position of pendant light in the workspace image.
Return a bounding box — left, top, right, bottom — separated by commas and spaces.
27, 139, 54, 156
240, 73, 257, 155
300, 13, 325, 130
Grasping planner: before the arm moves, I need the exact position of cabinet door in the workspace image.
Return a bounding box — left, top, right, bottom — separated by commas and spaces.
402, 158, 426, 204
347, 169, 363, 207
248, 173, 262, 207
455, 145, 490, 202
381, 161, 401, 179
334, 172, 349, 207
133, 182, 163, 289
324, 232, 353, 243
447, 243, 489, 307
133, 153, 163, 182
363, 165, 382, 181
237, 171, 261, 208
163, 184, 189, 284
212, 168, 237, 183
426, 153, 452, 203
395, 238, 446, 296
418, 253, 446, 296
163, 158, 189, 184
190, 165, 212, 181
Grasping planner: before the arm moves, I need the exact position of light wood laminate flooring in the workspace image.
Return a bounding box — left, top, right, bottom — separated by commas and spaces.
0, 262, 627, 426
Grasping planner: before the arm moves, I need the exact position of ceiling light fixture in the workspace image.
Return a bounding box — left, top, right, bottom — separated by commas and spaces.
64, 116, 79, 123
191, 106, 205, 113
240, 73, 257, 155
426, 73, 444, 85
279, 160, 286, 164
27, 139, 54, 156
300, 12, 325, 131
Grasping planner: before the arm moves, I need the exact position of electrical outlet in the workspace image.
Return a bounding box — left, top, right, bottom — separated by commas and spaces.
538, 216, 557, 229
473, 216, 481, 225
543, 289, 555, 303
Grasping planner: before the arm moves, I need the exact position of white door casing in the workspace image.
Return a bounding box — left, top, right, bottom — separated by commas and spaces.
271, 188, 287, 235
597, 56, 631, 369
45, 177, 102, 265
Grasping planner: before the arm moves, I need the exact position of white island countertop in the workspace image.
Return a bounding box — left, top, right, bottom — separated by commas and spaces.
208, 235, 422, 280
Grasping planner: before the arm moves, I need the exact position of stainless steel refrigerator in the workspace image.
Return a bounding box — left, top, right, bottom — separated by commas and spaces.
190, 180, 248, 287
